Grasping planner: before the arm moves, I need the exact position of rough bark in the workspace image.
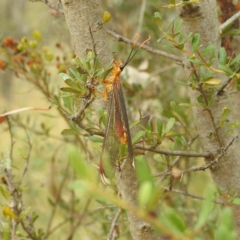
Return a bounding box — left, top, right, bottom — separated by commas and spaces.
179, 0, 240, 237
61, 0, 112, 67
61, 0, 161, 239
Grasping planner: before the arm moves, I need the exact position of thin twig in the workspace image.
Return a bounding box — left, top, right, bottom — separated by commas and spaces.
163, 187, 222, 204
191, 60, 223, 147
19, 129, 32, 184
155, 136, 237, 177
30, 0, 64, 13
219, 11, 240, 31
44, 161, 70, 239
106, 29, 184, 65
5, 119, 37, 239
158, 135, 199, 184
135, 145, 211, 158
65, 200, 92, 240
108, 209, 122, 240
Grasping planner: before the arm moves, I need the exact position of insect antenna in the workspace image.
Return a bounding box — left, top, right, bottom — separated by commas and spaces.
121, 34, 151, 70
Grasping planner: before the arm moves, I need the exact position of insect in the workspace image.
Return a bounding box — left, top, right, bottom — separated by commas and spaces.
99, 34, 151, 185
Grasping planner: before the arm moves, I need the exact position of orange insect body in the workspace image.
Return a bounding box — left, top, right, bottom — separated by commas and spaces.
100, 35, 151, 185
103, 61, 123, 101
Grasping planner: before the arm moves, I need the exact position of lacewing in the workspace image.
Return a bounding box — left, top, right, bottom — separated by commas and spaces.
99, 35, 150, 184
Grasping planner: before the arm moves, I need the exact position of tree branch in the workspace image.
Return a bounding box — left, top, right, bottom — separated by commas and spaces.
106, 29, 184, 65
135, 145, 212, 158
219, 11, 240, 31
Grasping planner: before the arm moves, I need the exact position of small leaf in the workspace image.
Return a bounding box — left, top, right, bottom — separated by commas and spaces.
218, 47, 228, 65
170, 101, 186, 119
218, 64, 233, 75
174, 19, 183, 34
165, 118, 175, 133
94, 68, 105, 78
179, 103, 195, 107
68, 67, 82, 79
222, 29, 240, 37
154, 12, 162, 28
219, 107, 231, 127
202, 45, 215, 57
231, 198, 240, 205
68, 145, 92, 180
132, 130, 145, 144
192, 33, 200, 53
195, 186, 214, 230
197, 95, 205, 106
204, 78, 221, 85
188, 58, 204, 65
214, 208, 237, 240
224, 122, 240, 128
229, 54, 240, 66
60, 87, 82, 94
138, 181, 153, 207
135, 155, 153, 184
88, 135, 103, 143
59, 73, 74, 81
61, 129, 80, 136
18, 206, 31, 221
162, 109, 179, 121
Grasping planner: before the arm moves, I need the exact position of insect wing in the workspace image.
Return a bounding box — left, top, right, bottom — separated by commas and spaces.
114, 81, 134, 166
100, 89, 121, 183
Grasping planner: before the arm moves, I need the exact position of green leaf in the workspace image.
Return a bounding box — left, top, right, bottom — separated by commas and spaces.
59, 73, 74, 81
154, 12, 162, 28
219, 107, 231, 127
166, 208, 186, 232
61, 129, 80, 136
214, 208, 237, 240
18, 206, 31, 221
202, 45, 215, 57
162, 109, 179, 121
138, 181, 153, 207
135, 155, 153, 185
174, 19, 183, 34
218, 47, 228, 65
93, 68, 105, 78
130, 119, 140, 129
157, 118, 163, 136
188, 58, 204, 66
68, 67, 82, 79
218, 64, 233, 75
60, 87, 82, 94
192, 33, 200, 53
62, 95, 74, 112
88, 135, 103, 143
165, 118, 175, 133
224, 122, 240, 128
222, 29, 240, 37
197, 95, 205, 106
102, 65, 114, 80
80, 57, 90, 72
170, 101, 186, 119
132, 130, 145, 144
68, 145, 91, 180
195, 186, 215, 230
159, 208, 186, 235
229, 54, 240, 66
231, 198, 240, 205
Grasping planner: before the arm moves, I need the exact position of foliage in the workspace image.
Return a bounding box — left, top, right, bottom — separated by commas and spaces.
0, 1, 240, 240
